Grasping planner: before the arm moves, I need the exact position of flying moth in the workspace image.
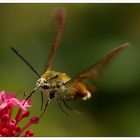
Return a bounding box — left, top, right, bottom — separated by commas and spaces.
10, 9, 128, 117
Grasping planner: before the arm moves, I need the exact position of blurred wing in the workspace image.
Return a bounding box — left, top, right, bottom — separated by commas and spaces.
65, 43, 129, 92
44, 9, 65, 72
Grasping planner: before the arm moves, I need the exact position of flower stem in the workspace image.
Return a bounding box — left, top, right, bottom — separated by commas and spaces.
15, 108, 22, 123
14, 120, 31, 136
9, 107, 13, 121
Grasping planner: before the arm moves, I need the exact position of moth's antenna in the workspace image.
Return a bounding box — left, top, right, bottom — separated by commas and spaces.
44, 9, 65, 71
10, 47, 40, 78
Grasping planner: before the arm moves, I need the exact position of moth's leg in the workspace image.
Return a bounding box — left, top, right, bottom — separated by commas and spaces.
63, 98, 72, 111
40, 91, 44, 111
56, 93, 69, 115
39, 98, 50, 118
63, 98, 79, 114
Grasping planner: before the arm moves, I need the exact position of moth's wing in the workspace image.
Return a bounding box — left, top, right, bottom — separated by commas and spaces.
65, 43, 129, 92
44, 9, 65, 72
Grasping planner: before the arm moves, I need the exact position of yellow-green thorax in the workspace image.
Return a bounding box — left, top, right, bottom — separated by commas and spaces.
41, 70, 71, 85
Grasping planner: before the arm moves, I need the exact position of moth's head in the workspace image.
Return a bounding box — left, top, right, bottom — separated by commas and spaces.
36, 77, 51, 90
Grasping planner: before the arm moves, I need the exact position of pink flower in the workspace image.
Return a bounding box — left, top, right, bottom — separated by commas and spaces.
0, 91, 17, 110
0, 91, 39, 137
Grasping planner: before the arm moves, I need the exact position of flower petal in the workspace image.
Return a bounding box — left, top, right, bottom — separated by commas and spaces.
0, 103, 7, 111
0, 91, 6, 102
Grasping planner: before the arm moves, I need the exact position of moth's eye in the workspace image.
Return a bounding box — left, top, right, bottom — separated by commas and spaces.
42, 83, 50, 89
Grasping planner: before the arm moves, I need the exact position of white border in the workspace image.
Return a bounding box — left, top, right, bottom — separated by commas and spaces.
0, 0, 140, 3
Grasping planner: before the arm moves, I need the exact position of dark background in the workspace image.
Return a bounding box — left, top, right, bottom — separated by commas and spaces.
0, 4, 140, 136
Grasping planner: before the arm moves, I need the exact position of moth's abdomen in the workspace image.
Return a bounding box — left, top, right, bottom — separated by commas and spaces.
65, 82, 92, 100
74, 82, 92, 100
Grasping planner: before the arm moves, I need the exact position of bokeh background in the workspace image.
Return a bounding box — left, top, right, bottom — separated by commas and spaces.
0, 4, 140, 136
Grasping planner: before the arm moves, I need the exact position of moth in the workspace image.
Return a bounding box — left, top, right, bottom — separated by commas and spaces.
11, 9, 128, 117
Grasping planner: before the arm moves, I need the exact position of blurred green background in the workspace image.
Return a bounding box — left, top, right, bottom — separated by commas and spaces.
0, 3, 140, 136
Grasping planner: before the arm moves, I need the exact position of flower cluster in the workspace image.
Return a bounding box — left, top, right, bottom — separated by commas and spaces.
0, 91, 39, 137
